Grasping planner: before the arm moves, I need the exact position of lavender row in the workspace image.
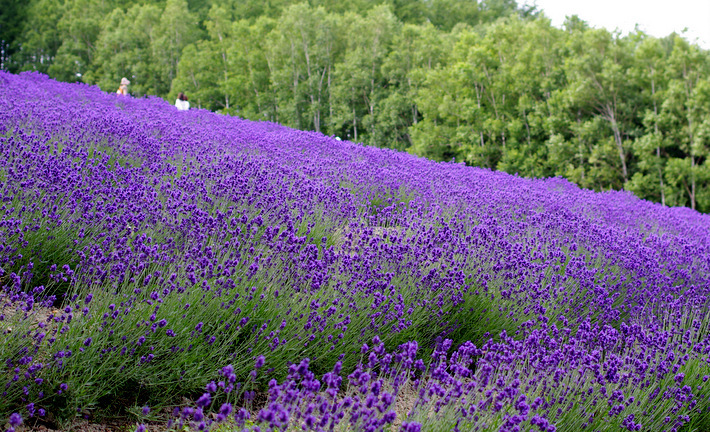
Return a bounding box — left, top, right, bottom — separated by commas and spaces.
0, 72, 709, 431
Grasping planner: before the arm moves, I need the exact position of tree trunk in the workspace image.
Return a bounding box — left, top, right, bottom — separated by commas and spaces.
604, 104, 628, 183
683, 65, 697, 210
369, 63, 376, 145
656, 144, 665, 206
651, 77, 665, 206
687, 109, 696, 210
327, 65, 333, 131
411, 76, 417, 125
577, 110, 584, 181
290, 40, 301, 129
691, 155, 696, 210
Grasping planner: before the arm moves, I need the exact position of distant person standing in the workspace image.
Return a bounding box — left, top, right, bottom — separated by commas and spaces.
116, 77, 130, 96
175, 92, 190, 111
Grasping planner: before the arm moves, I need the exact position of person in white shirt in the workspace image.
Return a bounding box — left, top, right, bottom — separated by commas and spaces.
175, 92, 190, 111
116, 77, 130, 96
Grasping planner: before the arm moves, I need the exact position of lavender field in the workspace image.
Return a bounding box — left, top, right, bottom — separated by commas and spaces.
1, 71, 709, 432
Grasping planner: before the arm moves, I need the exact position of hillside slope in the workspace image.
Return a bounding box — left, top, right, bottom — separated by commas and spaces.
1, 72, 709, 431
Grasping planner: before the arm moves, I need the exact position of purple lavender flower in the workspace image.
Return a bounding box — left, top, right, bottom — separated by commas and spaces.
255, 355, 265, 369
9, 413, 22, 427
196, 393, 211, 408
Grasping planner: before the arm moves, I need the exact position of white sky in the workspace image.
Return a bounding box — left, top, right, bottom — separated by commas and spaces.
523, 0, 710, 49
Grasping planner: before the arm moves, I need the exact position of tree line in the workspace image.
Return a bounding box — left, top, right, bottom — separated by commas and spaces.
3, 0, 710, 211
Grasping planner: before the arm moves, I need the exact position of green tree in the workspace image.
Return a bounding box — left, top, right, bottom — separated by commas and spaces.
563, 27, 640, 187
170, 42, 222, 109
83, 4, 163, 96
229, 17, 277, 119
380, 22, 449, 149
16, 0, 65, 74
49, 0, 121, 82
627, 35, 669, 205
265, 3, 344, 132
426, 0, 481, 32
153, 0, 203, 96
191, 4, 237, 110
0, 0, 29, 71
172, 12, 276, 114
490, 17, 563, 178
687, 79, 710, 211
412, 17, 563, 172
658, 36, 710, 210
330, 5, 399, 144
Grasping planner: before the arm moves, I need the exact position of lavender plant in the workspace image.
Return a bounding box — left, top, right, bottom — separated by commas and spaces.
0, 71, 709, 432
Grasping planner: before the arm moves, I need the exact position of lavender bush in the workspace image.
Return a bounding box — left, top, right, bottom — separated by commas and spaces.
0, 71, 709, 432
